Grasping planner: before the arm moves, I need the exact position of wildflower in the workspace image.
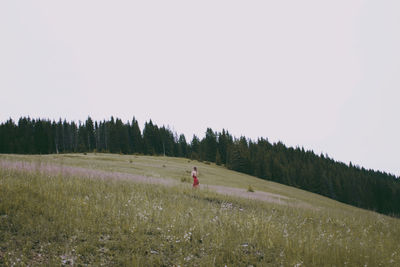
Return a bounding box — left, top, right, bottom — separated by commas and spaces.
283, 229, 289, 238
153, 204, 163, 211
184, 232, 192, 242
60, 254, 75, 265
184, 254, 193, 261
98, 247, 109, 254
212, 216, 219, 222
99, 235, 110, 242
221, 202, 233, 210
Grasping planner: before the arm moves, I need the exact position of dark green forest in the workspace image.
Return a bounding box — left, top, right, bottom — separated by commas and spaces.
1, 116, 399, 217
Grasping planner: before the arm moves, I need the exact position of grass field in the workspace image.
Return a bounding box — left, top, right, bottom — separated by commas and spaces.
1, 153, 399, 266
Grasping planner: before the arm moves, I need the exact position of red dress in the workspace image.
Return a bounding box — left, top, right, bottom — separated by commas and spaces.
193, 175, 199, 187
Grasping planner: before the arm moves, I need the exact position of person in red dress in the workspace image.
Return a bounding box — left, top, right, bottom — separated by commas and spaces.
191, 166, 199, 188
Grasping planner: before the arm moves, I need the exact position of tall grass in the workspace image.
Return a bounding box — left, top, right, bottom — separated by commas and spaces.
1, 161, 400, 266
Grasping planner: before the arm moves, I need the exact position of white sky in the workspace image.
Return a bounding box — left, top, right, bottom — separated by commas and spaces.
1, 1, 399, 176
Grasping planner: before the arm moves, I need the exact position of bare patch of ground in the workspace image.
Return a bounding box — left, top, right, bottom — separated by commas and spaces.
204, 184, 317, 210
205, 184, 288, 204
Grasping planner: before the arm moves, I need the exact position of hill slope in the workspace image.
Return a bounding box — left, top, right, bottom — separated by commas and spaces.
0, 153, 386, 213
2, 117, 400, 216
1, 153, 399, 266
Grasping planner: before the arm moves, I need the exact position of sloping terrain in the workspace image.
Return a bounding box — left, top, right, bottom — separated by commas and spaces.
0, 153, 360, 211
1, 153, 399, 266
0, 157, 309, 209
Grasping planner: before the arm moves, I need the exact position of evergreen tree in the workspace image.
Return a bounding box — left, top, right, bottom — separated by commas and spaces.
190, 135, 200, 160
130, 117, 143, 154
178, 134, 188, 157
17, 117, 34, 154
63, 120, 71, 152
115, 118, 130, 154
86, 117, 95, 152
94, 121, 100, 151
77, 121, 87, 152
143, 120, 162, 155
215, 150, 222, 165
159, 126, 175, 156
227, 137, 251, 174
204, 128, 217, 162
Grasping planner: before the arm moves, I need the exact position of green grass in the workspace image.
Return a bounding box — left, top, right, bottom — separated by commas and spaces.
1, 154, 400, 266
0, 153, 385, 212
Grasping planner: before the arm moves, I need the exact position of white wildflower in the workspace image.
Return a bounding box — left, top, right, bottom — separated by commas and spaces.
99, 234, 110, 242
184, 254, 193, 261
60, 254, 75, 265
184, 232, 192, 242
283, 229, 289, 238
153, 204, 163, 211
98, 247, 109, 254
221, 202, 233, 210
212, 216, 219, 222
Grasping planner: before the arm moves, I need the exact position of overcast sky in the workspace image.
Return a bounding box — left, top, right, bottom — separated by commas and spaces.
1, 1, 399, 176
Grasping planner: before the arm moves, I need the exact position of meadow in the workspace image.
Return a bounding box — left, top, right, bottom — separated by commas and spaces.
1, 153, 399, 266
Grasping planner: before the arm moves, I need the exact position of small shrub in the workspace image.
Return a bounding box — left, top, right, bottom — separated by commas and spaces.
247, 185, 255, 192
162, 164, 166, 168
181, 176, 191, 183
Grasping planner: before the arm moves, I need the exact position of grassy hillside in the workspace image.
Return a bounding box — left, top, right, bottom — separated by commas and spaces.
1, 153, 399, 266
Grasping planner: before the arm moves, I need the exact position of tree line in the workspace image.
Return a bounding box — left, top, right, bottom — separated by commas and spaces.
1, 116, 399, 217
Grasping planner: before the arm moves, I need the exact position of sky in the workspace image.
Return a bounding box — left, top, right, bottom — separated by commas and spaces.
1, 1, 399, 176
